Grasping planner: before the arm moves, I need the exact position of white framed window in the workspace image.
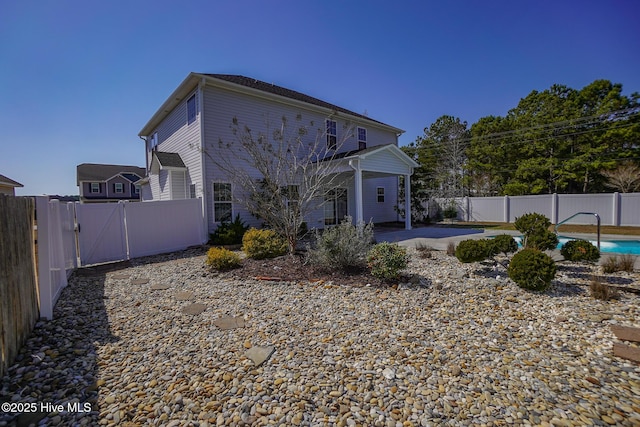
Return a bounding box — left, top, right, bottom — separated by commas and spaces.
326, 119, 337, 150
377, 187, 385, 203
150, 132, 158, 150
187, 94, 196, 125
90, 183, 100, 193
134, 185, 140, 195
213, 182, 232, 222
114, 183, 124, 194
358, 127, 367, 150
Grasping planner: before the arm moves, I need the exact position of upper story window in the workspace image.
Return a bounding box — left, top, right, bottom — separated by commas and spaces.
150, 132, 159, 150
90, 183, 100, 193
358, 127, 367, 150
114, 183, 124, 194
326, 119, 337, 150
187, 94, 196, 125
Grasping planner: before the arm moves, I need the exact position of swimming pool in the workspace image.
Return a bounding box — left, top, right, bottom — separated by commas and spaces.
511, 236, 640, 255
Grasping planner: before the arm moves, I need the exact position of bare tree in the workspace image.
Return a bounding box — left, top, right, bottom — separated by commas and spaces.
602, 161, 640, 193
197, 113, 354, 253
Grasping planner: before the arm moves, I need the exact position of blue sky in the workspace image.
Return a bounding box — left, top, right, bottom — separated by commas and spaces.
1, 0, 639, 196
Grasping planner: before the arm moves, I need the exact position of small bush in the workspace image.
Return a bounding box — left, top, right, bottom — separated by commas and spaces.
514, 213, 558, 250
306, 217, 374, 270
446, 241, 456, 256
242, 228, 288, 260
602, 254, 636, 273
206, 247, 241, 271
443, 205, 458, 219
209, 214, 249, 245
590, 275, 619, 301
367, 242, 409, 281
560, 239, 600, 263
490, 234, 518, 255
455, 239, 491, 263
507, 248, 556, 291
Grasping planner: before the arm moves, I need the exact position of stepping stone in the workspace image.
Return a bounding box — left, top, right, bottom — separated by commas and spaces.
150, 284, 170, 290
182, 303, 207, 315
245, 346, 275, 366
213, 316, 245, 330
112, 274, 130, 280
175, 291, 194, 301
132, 278, 150, 285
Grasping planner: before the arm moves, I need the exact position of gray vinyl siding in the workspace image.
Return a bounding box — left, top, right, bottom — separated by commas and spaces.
201, 84, 401, 232
145, 88, 203, 201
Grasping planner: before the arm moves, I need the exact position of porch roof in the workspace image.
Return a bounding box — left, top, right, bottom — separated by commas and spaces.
324, 143, 419, 176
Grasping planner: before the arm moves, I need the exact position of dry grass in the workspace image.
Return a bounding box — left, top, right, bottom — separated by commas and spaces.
415, 242, 434, 259
589, 275, 619, 301
446, 241, 456, 256
602, 254, 637, 273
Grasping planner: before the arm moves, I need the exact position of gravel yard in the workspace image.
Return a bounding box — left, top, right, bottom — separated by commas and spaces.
1, 248, 639, 426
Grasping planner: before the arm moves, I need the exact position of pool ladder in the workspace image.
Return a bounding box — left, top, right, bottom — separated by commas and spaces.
554, 212, 601, 251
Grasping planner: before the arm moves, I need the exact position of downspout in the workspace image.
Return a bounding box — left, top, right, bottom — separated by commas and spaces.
139, 136, 148, 174
198, 77, 208, 242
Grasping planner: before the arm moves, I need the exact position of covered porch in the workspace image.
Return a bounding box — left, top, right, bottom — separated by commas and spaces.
324, 144, 419, 230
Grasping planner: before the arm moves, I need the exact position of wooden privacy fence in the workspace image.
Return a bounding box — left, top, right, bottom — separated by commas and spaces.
0, 195, 39, 377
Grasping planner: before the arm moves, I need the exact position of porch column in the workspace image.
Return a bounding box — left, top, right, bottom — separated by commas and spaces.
404, 174, 412, 230
354, 161, 363, 224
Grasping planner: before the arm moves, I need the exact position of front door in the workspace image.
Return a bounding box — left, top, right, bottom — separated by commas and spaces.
324, 188, 348, 226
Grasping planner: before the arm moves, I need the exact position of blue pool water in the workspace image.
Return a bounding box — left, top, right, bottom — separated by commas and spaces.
511, 236, 640, 255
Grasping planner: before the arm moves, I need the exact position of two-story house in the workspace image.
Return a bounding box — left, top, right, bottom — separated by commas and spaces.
77, 163, 146, 203
137, 73, 417, 233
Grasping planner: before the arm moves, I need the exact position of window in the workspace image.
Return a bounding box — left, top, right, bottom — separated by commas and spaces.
187, 94, 196, 125
324, 188, 348, 226
213, 182, 232, 222
90, 183, 100, 193
326, 119, 337, 150
150, 132, 158, 150
282, 185, 299, 213
114, 183, 124, 194
377, 187, 385, 203
189, 184, 196, 199
134, 185, 140, 195
358, 127, 367, 150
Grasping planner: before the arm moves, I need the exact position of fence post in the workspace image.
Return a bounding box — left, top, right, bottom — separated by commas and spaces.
551, 193, 558, 224
503, 195, 509, 223
611, 192, 619, 226
35, 196, 54, 320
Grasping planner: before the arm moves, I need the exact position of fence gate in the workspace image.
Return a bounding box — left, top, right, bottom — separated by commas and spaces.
76, 203, 128, 265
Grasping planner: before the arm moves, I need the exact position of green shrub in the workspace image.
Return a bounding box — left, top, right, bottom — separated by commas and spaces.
367, 243, 409, 281
455, 239, 491, 263
206, 247, 242, 271
242, 228, 288, 259
307, 217, 374, 270
443, 205, 458, 219
490, 234, 518, 255
560, 239, 600, 263
507, 249, 556, 291
209, 214, 249, 245
514, 213, 558, 250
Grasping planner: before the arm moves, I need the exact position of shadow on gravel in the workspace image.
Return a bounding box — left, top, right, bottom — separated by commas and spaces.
0, 264, 122, 427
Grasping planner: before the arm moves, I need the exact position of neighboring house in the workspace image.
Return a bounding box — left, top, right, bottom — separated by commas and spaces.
77, 163, 146, 203
137, 73, 418, 233
0, 174, 23, 195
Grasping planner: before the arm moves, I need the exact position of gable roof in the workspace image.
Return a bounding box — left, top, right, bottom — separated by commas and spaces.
139, 72, 405, 137
320, 143, 419, 168
0, 174, 23, 188
77, 164, 146, 184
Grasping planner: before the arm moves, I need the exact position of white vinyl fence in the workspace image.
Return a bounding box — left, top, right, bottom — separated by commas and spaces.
35, 197, 207, 319
439, 192, 640, 226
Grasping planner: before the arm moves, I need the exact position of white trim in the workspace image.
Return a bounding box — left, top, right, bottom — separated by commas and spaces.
212, 181, 233, 223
